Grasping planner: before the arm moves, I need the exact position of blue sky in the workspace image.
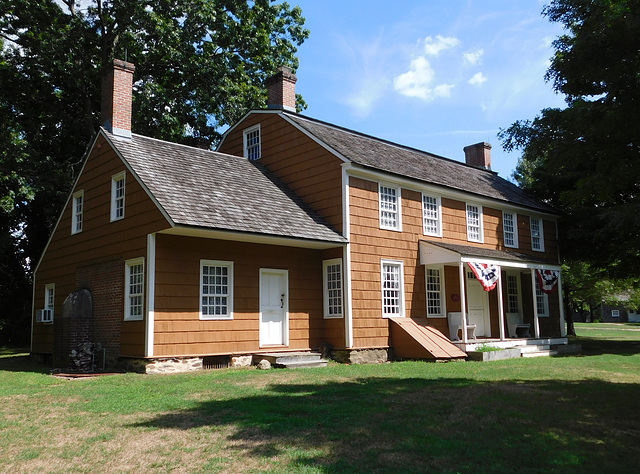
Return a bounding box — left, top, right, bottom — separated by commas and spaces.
289, 0, 567, 180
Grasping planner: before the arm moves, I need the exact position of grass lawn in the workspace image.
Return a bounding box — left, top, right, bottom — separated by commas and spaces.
1, 325, 640, 473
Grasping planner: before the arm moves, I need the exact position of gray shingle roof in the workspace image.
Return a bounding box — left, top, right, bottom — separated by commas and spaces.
421, 240, 558, 265
283, 112, 555, 214
104, 130, 346, 244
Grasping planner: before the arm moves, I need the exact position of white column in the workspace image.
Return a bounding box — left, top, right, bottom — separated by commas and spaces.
145, 233, 156, 357
497, 269, 506, 341
531, 270, 540, 338
459, 262, 468, 343
342, 165, 353, 348
557, 271, 566, 337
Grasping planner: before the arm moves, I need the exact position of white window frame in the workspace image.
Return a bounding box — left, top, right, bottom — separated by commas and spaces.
379, 183, 402, 231
506, 273, 522, 314
422, 193, 442, 237
200, 260, 234, 320
381, 259, 405, 318
530, 217, 545, 252
125, 258, 145, 321
466, 203, 484, 243
502, 211, 518, 248
611, 309, 620, 318
535, 278, 549, 317
323, 258, 344, 319
425, 265, 446, 318
72, 190, 84, 234
243, 124, 261, 160
110, 171, 126, 221
37, 283, 55, 323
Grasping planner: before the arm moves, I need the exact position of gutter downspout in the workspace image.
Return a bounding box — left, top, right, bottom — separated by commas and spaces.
342, 165, 353, 349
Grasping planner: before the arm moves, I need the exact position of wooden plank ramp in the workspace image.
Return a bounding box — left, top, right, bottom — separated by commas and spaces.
390, 318, 467, 361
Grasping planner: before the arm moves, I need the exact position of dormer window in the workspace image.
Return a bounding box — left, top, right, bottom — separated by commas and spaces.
111, 171, 126, 221
243, 124, 261, 160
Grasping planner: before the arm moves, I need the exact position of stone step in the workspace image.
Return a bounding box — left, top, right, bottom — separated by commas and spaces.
274, 359, 328, 369
519, 344, 551, 353
521, 350, 558, 358
255, 352, 327, 368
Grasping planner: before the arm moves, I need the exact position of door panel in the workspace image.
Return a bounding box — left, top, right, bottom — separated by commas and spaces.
260, 269, 288, 346
466, 272, 490, 337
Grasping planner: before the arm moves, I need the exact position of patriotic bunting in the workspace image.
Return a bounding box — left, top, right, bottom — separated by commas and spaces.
536, 269, 560, 294
467, 262, 500, 291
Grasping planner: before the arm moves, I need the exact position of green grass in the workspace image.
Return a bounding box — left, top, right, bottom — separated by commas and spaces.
1, 326, 640, 472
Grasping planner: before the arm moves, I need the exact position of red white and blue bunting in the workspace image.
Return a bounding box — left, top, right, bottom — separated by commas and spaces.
536, 269, 560, 294
467, 262, 500, 291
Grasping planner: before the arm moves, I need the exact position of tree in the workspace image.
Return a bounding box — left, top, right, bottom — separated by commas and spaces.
0, 0, 309, 345
500, 0, 640, 279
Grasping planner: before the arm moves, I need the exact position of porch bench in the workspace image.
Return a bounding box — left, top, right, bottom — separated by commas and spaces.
447, 312, 477, 341
507, 313, 531, 338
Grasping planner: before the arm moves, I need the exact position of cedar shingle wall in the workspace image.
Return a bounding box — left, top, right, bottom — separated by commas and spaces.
32, 135, 170, 356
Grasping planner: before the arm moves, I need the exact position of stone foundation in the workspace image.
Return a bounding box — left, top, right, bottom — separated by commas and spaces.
332, 348, 389, 364
230, 355, 252, 367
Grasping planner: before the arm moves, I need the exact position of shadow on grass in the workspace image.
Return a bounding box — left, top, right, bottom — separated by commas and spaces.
132, 375, 640, 473
0, 351, 51, 374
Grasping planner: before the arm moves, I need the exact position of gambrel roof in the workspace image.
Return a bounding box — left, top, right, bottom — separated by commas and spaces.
279, 112, 555, 214
104, 130, 346, 244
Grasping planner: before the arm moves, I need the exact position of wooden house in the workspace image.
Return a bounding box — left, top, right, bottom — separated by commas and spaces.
31, 61, 567, 372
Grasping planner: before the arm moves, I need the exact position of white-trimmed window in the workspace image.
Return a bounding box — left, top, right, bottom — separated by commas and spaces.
379, 184, 401, 231
111, 171, 126, 221
72, 190, 84, 234
36, 284, 55, 323
611, 309, 620, 318
535, 278, 549, 317
422, 194, 442, 237
503, 211, 518, 248
200, 260, 234, 320
243, 124, 261, 160
323, 259, 343, 319
530, 217, 544, 251
381, 260, 405, 317
466, 203, 483, 242
125, 258, 144, 320
425, 266, 446, 317
506, 274, 520, 313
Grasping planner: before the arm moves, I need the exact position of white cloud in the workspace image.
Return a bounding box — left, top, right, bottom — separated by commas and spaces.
468, 72, 487, 86
393, 56, 454, 101
464, 49, 484, 65
423, 35, 460, 56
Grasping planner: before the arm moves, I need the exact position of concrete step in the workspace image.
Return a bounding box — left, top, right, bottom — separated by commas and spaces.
256, 352, 327, 369
519, 344, 551, 353
521, 350, 558, 358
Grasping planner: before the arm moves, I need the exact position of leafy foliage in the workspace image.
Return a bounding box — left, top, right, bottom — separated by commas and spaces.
499, 0, 640, 278
0, 0, 309, 344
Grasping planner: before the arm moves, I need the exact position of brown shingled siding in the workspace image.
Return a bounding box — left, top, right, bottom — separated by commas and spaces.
218, 113, 344, 234
152, 234, 342, 356
32, 134, 170, 358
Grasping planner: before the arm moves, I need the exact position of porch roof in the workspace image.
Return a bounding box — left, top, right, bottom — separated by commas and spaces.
419, 240, 561, 270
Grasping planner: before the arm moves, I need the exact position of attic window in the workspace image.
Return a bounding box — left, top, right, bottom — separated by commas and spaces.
72, 190, 84, 234
243, 124, 261, 160
111, 171, 126, 221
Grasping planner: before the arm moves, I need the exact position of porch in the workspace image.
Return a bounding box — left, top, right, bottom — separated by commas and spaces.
419, 240, 566, 345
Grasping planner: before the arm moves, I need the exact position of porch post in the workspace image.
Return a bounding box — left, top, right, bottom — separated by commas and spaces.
558, 271, 566, 337
459, 262, 468, 343
530, 270, 540, 338
497, 270, 506, 341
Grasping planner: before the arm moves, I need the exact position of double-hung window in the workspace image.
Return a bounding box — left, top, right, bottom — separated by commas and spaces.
425, 266, 445, 317
323, 259, 343, 318
379, 184, 401, 231
422, 194, 441, 237
111, 171, 125, 221
37, 284, 55, 323
125, 258, 145, 320
503, 211, 518, 248
530, 217, 544, 251
200, 260, 234, 320
72, 190, 84, 234
534, 277, 549, 317
243, 125, 261, 160
506, 274, 520, 313
381, 260, 405, 317
466, 203, 483, 242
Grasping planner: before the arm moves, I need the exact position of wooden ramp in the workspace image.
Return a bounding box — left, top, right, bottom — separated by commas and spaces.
390, 318, 467, 361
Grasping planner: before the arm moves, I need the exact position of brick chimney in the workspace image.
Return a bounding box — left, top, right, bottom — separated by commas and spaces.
101, 59, 135, 138
265, 66, 297, 112
463, 142, 492, 170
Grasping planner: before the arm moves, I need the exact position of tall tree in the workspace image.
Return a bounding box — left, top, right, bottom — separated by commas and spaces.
0, 0, 309, 345
500, 0, 640, 279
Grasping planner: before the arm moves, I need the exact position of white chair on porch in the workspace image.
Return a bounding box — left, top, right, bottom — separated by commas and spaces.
448, 312, 476, 341
506, 313, 531, 338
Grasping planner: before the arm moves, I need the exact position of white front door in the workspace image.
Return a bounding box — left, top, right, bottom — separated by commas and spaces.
260, 269, 288, 346
466, 272, 491, 337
